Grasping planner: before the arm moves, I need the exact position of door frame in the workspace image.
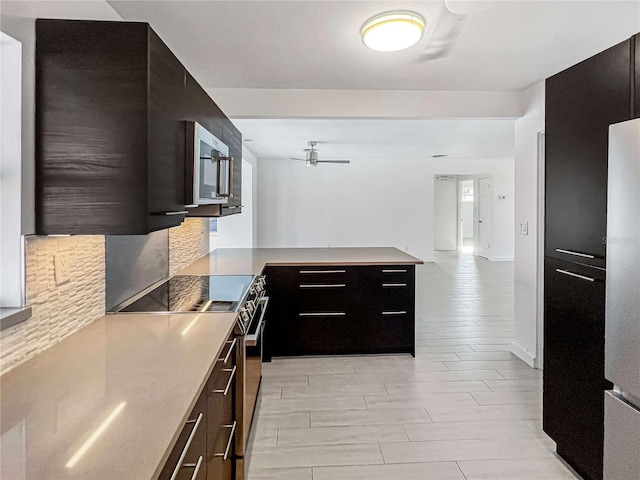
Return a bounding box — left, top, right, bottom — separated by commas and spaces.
477, 176, 493, 259
536, 131, 546, 369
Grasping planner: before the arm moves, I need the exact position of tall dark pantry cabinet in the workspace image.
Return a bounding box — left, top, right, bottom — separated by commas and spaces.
544, 36, 638, 480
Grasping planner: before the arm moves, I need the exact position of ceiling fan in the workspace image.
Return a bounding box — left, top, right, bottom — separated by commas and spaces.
416, 0, 497, 62
283, 141, 351, 167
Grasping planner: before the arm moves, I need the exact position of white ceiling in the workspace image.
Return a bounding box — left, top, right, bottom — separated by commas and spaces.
7, 1, 638, 162
233, 118, 515, 160
109, 0, 640, 91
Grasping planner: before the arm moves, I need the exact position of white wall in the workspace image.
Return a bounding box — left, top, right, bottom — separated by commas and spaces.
0, 32, 23, 307
257, 157, 514, 262
211, 146, 259, 249
434, 177, 458, 251
513, 80, 545, 367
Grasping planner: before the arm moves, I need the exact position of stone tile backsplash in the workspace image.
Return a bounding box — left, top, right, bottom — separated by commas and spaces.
0, 218, 209, 376
0, 235, 105, 376
169, 218, 209, 275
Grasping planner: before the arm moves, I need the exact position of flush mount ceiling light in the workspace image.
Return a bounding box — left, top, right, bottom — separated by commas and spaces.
361, 11, 426, 52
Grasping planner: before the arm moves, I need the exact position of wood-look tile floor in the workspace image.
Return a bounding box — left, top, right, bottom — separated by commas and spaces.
248, 252, 580, 480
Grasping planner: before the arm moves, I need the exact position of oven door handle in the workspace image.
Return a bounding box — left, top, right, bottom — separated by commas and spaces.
245, 296, 269, 347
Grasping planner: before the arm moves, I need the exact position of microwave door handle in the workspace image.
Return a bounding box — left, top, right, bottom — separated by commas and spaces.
216, 156, 232, 198
215, 154, 222, 197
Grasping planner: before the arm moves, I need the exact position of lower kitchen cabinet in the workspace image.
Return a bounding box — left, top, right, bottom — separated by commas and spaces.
264, 265, 415, 357
543, 257, 611, 480
159, 332, 237, 480
159, 392, 207, 480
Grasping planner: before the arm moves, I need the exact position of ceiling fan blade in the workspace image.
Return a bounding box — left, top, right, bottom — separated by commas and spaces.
283, 156, 306, 161
318, 160, 351, 164
414, 12, 465, 63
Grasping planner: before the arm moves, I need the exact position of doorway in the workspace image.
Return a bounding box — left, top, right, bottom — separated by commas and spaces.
477, 177, 492, 259
434, 174, 493, 259
458, 179, 474, 254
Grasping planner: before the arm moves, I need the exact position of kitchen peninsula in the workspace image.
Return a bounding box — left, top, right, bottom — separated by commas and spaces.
180, 247, 424, 357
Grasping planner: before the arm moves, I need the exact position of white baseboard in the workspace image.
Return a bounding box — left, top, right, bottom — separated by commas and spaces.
489, 256, 515, 262
510, 341, 536, 368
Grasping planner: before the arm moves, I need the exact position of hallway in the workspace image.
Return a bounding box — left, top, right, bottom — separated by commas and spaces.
248, 253, 578, 480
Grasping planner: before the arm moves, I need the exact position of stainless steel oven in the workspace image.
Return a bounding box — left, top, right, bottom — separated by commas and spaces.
186, 121, 233, 206
237, 296, 267, 464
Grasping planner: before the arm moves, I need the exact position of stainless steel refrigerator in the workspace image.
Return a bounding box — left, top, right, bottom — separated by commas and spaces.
604, 118, 640, 480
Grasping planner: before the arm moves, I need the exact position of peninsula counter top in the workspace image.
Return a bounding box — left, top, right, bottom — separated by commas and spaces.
0, 312, 237, 480
178, 247, 424, 276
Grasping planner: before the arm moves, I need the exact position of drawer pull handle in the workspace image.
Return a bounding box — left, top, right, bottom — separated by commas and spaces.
182, 456, 203, 480
383, 283, 407, 287
218, 338, 237, 364
382, 311, 407, 315
170, 413, 203, 480
213, 366, 236, 396
299, 284, 346, 288
299, 312, 346, 317
162, 211, 189, 216
555, 248, 596, 259
214, 422, 237, 460
382, 269, 407, 273
555, 269, 596, 282
299, 270, 346, 274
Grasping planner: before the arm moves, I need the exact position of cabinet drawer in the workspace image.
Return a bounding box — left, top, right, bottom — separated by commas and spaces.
379, 266, 413, 284
207, 421, 236, 480
159, 393, 207, 480
378, 284, 413, 311
297, 285, 348, 311
286, 314, 355, 355
207, 333, 236, 452
366, 311, 414, 353
217, 337, 237, 369
207, 363, 235, 441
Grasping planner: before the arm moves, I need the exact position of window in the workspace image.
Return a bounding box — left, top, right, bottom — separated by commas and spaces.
1, 32, 25, 309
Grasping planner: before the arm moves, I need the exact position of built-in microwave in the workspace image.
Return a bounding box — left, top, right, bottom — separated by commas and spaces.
186, 121, 233, 205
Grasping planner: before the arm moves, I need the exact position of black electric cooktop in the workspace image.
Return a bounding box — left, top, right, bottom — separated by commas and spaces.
115, 275, 255, 313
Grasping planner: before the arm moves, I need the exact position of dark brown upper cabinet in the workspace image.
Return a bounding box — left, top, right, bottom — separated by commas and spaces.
35, 19, 242, 235
545, 37, 633, 269
635, 34, 640, 117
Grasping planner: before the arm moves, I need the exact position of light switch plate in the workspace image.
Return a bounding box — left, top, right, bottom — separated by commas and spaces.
518, 221, 529, 235
54, 253, 71, 285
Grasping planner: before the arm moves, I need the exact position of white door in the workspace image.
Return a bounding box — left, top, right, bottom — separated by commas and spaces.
477, 177, 492, 259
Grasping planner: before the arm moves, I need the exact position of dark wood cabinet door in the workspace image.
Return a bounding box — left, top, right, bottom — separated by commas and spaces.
545, 39, 631, 268
159, 391, 208, 480
635, 34, 640, 118
222, 124, 243, 209
147, 29, 187, 229
354, 266, 415, 354
207, 335, 236, 480
543, 257, 611, 480
36, 20, 149, 234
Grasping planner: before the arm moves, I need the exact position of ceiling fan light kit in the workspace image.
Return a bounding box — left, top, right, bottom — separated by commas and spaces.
361, 11, 426, 52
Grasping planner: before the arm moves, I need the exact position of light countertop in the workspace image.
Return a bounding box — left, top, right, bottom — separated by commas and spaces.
0, 312, 237, 480
178, 247, 423, 276
0, 246, 421, 480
